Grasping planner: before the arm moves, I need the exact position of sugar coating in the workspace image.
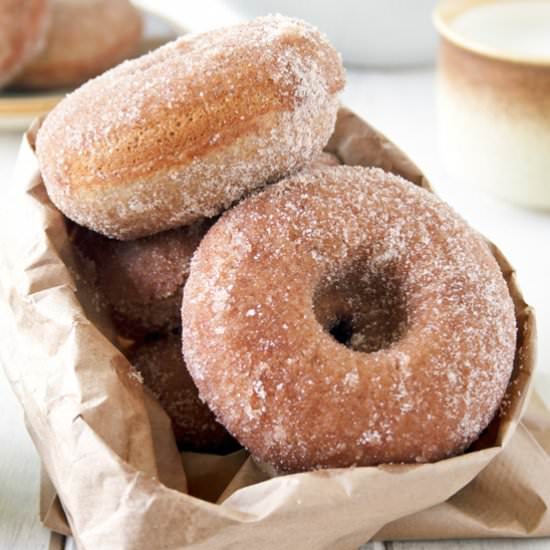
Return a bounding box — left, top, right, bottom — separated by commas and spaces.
73, 220, 210, 337
306, 151, 341, 170
181, 166, 517, 473
36, 14, 345, 239
129, 334, 237, 452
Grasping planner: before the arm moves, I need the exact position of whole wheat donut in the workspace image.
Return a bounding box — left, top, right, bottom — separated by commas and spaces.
36, 15, 345, 239
0, 0, 50, 88
130, 335, 236, 452
181, 166, 516, 473
73, 221, 209, 337
15, 0, 142, 89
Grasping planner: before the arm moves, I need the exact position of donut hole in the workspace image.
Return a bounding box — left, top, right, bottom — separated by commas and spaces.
314, 262, 407, 353
329, 316, 354, 345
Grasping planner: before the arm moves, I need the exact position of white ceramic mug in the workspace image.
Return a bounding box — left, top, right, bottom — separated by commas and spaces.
434, 0, 550, 210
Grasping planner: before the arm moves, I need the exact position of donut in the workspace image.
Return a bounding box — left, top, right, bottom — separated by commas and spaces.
0, 0, 50, 88
73, 220, 209, 337
307, 151, 341, 169
181, 166, 516, 473
15, 0, 142, 90
130, 335, 237, 452
36, 15, 345, 240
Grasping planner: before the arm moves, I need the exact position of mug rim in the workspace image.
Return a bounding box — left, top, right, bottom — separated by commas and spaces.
433, 0, 550, 66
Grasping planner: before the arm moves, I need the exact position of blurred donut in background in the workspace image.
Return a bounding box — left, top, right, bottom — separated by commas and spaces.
0, 0, 50, 88
15, 0, 142, 89
130, 334, 238, 453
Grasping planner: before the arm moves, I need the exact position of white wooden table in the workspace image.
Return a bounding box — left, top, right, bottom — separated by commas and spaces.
1, 2, 549, 549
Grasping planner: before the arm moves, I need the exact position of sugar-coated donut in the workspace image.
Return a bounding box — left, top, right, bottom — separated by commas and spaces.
73, 221, 209, 337
181, 166, 517, 473
15, 0, 142, 89
0, 0, 50, 88
307, 151, 341, 169
130, 335, 237, 452
36, 15, 345, 240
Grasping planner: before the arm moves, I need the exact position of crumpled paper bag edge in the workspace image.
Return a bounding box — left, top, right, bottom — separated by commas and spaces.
1, 107, 542, 549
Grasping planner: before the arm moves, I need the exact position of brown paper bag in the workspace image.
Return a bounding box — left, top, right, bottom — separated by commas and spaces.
1, 108, 546, 550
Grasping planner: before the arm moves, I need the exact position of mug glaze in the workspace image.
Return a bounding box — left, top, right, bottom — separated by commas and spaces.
434, 0, 550, 210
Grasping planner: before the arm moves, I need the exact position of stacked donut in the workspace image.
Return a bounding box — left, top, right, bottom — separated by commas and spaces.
0, 0, 142, 90
37, 15, 516, 472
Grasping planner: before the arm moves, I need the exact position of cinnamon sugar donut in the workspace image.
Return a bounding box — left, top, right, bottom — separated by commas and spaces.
36, 15, 345, 240
74, 221, 209, 337
0, 0, 50, 87
181, 166, 517, 473
307, 151, 341, 169
15, 0, 142, 89
130, 335, 236, 452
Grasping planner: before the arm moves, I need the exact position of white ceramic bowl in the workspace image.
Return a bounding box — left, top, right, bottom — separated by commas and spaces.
222, 0, 438, 67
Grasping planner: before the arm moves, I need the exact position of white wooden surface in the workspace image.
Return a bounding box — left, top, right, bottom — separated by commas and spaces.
382, 542, 550, 549
1, 2, 550, 549
60, 539, 550, 550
